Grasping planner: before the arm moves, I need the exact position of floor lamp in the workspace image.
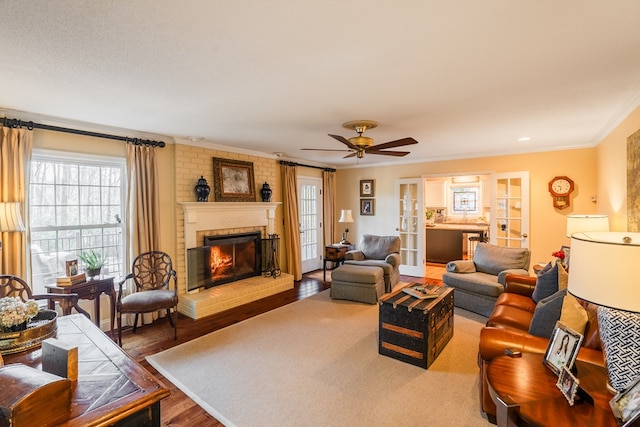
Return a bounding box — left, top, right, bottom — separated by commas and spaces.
567, 231, 640, 392
338, 209, 354, 245
0, 202, 26, 273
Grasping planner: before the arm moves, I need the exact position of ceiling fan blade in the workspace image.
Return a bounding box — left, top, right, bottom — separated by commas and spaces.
328, 134, 359, 150
343, 152, 357, 159
301, 148, 352, 152
369, 137, 418, 151
367, 150, 411, 157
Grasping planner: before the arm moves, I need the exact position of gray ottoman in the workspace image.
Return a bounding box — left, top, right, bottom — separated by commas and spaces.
330, 264, 385, 304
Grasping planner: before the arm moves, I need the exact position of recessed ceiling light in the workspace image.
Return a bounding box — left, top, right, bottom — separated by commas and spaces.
517, 137, 531, 142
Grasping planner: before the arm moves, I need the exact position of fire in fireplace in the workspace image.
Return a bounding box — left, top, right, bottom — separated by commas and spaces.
187, 231, 262, 292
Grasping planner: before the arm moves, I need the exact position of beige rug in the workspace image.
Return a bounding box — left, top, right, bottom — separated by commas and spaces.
147, 290, 492, 427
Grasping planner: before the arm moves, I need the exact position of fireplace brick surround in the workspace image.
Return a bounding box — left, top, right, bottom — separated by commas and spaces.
178, 202, 293, 319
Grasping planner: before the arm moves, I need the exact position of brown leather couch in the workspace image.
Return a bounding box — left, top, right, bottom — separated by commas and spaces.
477, 273, 604, 422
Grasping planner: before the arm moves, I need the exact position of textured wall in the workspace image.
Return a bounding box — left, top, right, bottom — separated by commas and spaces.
628, 129, 640, 232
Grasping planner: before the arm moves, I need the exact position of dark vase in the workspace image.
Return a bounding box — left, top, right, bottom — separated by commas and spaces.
195, 176, 211, 202
261, 182, 272, 202
86, 267, 102, 278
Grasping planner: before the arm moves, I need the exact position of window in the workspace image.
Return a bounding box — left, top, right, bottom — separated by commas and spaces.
449, 185, 480, 218
29, 151, 126, 293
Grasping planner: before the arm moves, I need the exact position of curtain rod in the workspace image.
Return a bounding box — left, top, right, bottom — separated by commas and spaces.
0, 117, 166, 148
279, 160, 336, 172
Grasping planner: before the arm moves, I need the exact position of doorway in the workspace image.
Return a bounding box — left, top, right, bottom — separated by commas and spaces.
298, 176, 323, 273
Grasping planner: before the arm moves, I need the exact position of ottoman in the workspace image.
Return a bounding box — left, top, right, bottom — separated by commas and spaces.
330, 264, 385, 304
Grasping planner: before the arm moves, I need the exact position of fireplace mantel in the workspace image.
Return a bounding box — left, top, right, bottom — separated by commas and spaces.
180, 202, 280, 249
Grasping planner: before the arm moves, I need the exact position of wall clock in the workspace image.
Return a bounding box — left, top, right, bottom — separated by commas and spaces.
548, 176, 574, 209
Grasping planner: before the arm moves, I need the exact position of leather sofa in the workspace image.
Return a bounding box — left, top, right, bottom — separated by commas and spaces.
477, 273, 604, 422
344, 234, 401, 292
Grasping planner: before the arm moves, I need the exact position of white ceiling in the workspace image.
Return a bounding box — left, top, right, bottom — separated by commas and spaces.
2, 1, 640, 168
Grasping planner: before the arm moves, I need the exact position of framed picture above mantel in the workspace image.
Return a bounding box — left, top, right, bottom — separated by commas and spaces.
212, 157, 256, 202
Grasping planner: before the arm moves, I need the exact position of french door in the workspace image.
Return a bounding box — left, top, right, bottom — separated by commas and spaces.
490, 172, 530, 248
395, 178, 426, 276
298, 176, 323, 273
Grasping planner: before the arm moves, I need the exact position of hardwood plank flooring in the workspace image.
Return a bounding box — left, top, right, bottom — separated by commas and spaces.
122, 269, 443, 426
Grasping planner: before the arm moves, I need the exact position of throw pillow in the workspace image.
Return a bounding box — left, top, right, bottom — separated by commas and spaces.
529, 289, 567, 338
559, 293, 588, 335
532, 262, 559, 303
445, 260, 476, 273
557, 263, 568, 290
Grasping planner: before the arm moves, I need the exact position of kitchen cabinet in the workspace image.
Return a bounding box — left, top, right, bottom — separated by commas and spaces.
425, 180, 446, 207
426, 224, 488, 264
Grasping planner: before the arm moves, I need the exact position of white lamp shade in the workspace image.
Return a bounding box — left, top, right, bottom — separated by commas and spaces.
0, 202, 25, 232
565, 214, 609, 237
338, 209, 354, 223
568, 232, 640, 312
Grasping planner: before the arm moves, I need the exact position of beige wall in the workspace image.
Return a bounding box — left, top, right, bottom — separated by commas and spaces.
597, 105, 640, 231
335, 148, 599, 268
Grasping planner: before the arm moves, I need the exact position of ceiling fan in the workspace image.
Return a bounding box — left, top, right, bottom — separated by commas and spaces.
302, 120, 418, 159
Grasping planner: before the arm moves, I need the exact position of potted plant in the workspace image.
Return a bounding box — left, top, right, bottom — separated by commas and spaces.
78, 249, 106, 278
425, 208, 436, 225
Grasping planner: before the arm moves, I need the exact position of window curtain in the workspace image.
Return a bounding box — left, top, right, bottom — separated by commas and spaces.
323, 170, 336, 246
0, 127, 32, 277
282, 163, 302, 281
125, 143, 161, 325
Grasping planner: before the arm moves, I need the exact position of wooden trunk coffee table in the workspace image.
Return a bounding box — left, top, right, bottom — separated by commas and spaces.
378, 284, 454, 369
487, 352, 617, 427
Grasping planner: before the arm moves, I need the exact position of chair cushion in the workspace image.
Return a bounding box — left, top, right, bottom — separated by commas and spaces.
358, 235, 401, 260
473, 243, 531, 275
120, 289, 177, 313
528, 289, 567, 338
559, 293, 589, 335
532, 263, 565, 303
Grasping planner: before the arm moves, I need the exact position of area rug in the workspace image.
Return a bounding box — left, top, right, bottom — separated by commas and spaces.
147, 291, 492, 427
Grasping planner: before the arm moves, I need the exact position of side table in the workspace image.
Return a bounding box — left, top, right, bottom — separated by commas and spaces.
487, 353, 617, 426
324, 244, 351, 281
46, 275, 116, 339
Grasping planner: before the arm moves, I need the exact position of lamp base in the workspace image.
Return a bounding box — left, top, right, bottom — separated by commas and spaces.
598, 306, 640, 392
340, 239, 351, 246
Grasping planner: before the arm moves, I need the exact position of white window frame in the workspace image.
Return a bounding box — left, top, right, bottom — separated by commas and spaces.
29, 149, 126, 293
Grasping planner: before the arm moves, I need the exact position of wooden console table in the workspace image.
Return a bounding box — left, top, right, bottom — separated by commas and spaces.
3, 314, 170, 426
487, 353, 617, 426
46, 276, 116, 338
324, 244, 351, 281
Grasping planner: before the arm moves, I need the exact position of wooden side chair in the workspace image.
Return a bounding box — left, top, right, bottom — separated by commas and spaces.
0, 274, 90, 318
116, 251, 178, 346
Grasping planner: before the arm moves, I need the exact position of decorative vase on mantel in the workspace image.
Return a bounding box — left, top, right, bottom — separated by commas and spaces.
195, 176, 211, 202
261, 182, 272, 202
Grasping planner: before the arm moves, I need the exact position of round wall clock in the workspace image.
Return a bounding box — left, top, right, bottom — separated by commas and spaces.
548, 176, 574, 209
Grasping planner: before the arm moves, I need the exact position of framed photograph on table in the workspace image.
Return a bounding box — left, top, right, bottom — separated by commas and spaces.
543, 322, 583, 376
557, 366, 580, 406
611, 377, 640, 426
213, 157, 256, 202
360, 179, 374, 197
65, 259, 78, 277
560, 245, 571, 268
360, 198, 375, 216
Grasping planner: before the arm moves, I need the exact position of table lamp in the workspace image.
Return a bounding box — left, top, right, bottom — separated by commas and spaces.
0, 202, 26, 273
567, 231, 640, 392
566, 214, 609, 237
338, 209, 354, 245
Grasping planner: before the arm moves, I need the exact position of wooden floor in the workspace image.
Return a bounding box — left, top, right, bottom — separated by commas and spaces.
122, 270, 441, 426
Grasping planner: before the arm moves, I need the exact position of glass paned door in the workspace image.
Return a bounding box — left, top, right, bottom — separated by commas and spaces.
298, 176, 323, 273
396, 178, 425, 276
491, 172, 529, 248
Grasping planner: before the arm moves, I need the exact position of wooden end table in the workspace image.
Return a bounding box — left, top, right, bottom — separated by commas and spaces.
4, 314, 169, 426
324, 244, 351, 281
46, 276, 116, 339
487, 352, 617, 426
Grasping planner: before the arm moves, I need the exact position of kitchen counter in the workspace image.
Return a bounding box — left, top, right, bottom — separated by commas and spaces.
426, 224, 488, 264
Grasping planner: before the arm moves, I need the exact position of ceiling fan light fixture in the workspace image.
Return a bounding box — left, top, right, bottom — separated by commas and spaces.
348, 136, 374, 148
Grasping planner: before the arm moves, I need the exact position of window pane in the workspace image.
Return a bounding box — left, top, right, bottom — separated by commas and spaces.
55, 164, 78, 185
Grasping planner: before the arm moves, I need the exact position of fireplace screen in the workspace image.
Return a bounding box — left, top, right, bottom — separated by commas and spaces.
187, 231, 262, 292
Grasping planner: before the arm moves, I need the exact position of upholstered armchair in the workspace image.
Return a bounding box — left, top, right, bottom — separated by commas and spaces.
344, 234, 401, 292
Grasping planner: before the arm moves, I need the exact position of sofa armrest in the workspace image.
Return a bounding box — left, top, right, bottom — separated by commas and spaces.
384, 253, 401, 267
502, 273, 537, 296
497, 269, 531, 285
344, 250, 364, 261
445, 260, 476, 273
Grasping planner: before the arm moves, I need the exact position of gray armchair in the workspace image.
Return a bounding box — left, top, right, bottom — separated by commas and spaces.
344, 235, 401, 292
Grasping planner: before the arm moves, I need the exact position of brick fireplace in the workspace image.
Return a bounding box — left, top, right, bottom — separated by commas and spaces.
178, 202, 293, 319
